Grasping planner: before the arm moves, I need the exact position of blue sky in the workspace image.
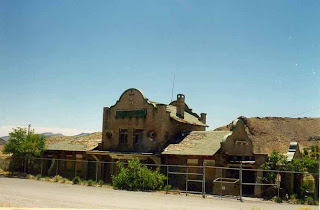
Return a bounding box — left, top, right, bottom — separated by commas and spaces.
0, 0, 319, 136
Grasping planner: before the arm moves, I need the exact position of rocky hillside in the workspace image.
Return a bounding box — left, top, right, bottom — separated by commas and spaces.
46, 132, 102, 151
215, 116, 320, 154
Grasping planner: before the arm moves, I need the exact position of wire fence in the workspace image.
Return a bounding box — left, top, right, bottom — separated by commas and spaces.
0, 155, 318, 202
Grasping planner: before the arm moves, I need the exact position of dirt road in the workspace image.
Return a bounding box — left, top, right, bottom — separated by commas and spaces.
0, 177, 317, 209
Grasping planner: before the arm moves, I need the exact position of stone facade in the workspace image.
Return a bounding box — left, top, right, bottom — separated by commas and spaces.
101, 88, 207, 153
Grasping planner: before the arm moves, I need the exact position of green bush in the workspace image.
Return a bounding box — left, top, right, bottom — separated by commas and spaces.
112, 158, 167, 191
36, 174, 41, 180
164, 185, 171, 193
72, 176, 81, 184
306, 197, 314, 205
289, 194, 301, 204
97, 179, 104, 186
272, 196, 282, 203
87, 179, 94, 186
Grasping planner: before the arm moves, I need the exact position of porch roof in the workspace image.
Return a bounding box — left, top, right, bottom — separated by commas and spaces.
162, 131, 231, 156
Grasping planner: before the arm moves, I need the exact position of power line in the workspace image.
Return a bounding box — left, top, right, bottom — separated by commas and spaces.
289, 106, 320, 117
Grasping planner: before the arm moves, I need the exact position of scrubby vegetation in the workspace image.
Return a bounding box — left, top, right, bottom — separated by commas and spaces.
261, 146, 319, 205
53, 175, 63, 182
97, 179, 104, 186
112, 158, 167, 191
72, 176, 82, 184
86, 179, 94, 186
164, 184, 171, 194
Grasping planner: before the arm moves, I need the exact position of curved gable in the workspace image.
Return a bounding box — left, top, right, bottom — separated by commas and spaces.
221, 119, 254, 156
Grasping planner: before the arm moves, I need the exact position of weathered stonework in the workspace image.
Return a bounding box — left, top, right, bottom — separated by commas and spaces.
101, 88, 206, 153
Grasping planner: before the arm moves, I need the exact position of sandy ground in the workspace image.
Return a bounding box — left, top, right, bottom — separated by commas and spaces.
0, 177, 317, 210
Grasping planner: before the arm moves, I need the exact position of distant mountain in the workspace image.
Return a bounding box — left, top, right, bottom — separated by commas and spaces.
0, 138, 6, 145
0, 132, 92, 141
0, 136, 9, 142
40, 132, 64, 137
74, 133, 91, 137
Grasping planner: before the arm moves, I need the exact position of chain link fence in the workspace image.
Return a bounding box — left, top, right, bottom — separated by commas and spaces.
0, 155, 318, 203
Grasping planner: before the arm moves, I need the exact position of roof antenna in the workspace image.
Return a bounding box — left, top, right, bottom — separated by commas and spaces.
171, 74, 175, 102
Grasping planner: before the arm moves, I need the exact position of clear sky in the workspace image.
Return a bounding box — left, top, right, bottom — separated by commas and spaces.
1, 0, 319, 136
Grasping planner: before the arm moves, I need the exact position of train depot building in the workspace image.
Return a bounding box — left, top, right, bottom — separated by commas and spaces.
45, 88, 305, 197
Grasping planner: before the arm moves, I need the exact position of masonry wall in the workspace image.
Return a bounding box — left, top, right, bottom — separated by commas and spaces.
102, 89, 205, 153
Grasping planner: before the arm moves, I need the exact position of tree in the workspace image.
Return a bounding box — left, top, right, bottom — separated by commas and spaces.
3, 127, 46, 158
260, 150, 291, 184
262, 148, 319, 201
294, 146, 320, 201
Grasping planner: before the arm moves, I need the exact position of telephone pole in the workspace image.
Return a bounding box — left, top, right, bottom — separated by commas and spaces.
27, 124, 31, 135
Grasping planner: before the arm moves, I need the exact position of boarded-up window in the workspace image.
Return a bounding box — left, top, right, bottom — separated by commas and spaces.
187, 159, 198, 165
119, 129, 128, 144
76, 154, 82, 171
66, 155, 73, 170
204, 160, 215, 166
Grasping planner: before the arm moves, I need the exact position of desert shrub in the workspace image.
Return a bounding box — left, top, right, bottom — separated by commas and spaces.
290, 194, 298, 199
43, 176, 50, 181
272, 196, 282, 203
72, 176, 81, 184
87, 179, 94, 186
27, 174, 34, 179
289, 194, 301, 204
53, 175, 62, 182
112, 158, 167, 191
97, 179, 104, 186
60, 178, 68, 183
164, 185, 171, 193
305, 197, 314, 205
36, 174, 41, 180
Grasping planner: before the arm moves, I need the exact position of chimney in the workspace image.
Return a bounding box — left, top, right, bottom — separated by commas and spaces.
176, 94, 185, 118
200, 113, 207, 124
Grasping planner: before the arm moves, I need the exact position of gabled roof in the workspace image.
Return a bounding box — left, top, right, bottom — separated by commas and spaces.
215, 117, 320, 154
166, 105, 207, 127
162, 131, 231, 156
46, 132, 102, 151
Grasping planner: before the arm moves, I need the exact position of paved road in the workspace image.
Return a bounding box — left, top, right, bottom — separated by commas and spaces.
0, 177, 317, 210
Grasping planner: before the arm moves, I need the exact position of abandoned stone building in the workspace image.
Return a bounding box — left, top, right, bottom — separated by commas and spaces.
44, 88, 308, 197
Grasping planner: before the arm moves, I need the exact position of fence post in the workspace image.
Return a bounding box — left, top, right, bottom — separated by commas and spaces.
202, 162, 206, 198
166, 165, 169, 187
56, 159, 58, 176
74, 160, 77, 177
40, 159, 43, 176
24, 157, 26, 174
277, 172, 280, 198
220, 168, 222, 199
186, 166, 188, 196
239, 165, 242, 201
95, 161, 98, 182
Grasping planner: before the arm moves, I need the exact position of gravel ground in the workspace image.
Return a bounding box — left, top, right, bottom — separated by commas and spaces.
0, 177, 317, 210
